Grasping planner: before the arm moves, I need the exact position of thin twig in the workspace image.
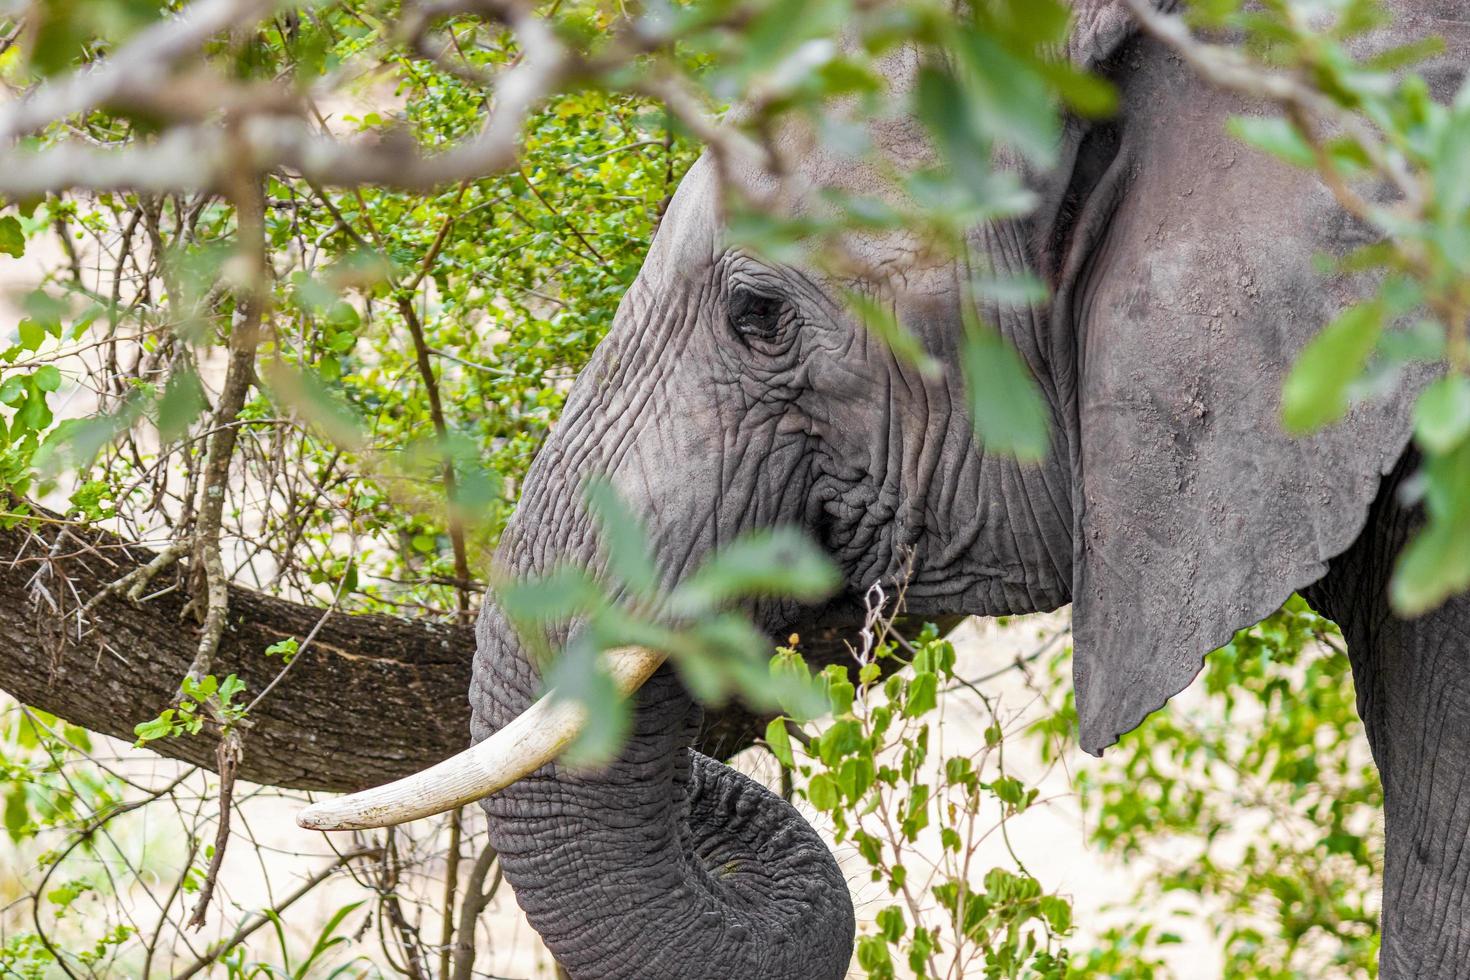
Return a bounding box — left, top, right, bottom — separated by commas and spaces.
185, 730, 241, 929
173, 845, 381, 978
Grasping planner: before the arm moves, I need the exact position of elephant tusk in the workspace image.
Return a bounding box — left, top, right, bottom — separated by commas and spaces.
296, 646, 668, 831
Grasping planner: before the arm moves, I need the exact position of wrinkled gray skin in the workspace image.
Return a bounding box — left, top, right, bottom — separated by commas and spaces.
468, 4, 1470, 977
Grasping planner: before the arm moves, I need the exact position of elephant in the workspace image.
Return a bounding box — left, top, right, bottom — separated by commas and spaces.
300, 2, 1470, 977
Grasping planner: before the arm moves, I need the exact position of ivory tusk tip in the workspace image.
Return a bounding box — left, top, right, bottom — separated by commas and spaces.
291, 646, 669, 833
297, 801, 362, 831
296, 805, 332, 831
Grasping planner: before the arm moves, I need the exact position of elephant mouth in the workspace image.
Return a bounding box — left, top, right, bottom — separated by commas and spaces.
297, 645, 667, 831
302, 619, 856, 980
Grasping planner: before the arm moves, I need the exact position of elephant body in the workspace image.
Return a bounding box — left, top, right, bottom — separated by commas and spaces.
468, 3, 1470, 976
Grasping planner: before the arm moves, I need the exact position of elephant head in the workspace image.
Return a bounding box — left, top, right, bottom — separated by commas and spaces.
301, 3, 1470, 977
450, 63, 1082, 976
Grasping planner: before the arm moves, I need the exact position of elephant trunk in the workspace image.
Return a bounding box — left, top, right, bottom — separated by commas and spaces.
470, 599, 855, 980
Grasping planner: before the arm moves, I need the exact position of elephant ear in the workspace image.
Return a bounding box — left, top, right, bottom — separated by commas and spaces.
1066, 30, 1429, 755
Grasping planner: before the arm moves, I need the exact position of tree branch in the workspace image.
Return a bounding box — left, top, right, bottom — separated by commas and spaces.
5, 507, 476, 792
0, 0, 281, 144
0, 507, 775, 791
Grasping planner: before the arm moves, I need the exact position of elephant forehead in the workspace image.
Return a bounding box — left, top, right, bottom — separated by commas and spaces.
653, 154, 953, 298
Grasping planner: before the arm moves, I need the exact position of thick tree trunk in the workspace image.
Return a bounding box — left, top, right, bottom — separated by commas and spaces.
0, 511, 477, 792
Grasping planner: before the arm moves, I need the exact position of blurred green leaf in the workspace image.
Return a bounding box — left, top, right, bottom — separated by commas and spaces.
1414, 375, 1470, 454
959, 324, 1050, 461
915, 66, 996, 209
0, 217, 24, 259
497, 565, 601, 626
952, 28, 1059, 166
1393, 439, 1470, 615
668, 529, 839, 616
1228, 115, 1317, 168
262, 362, 367, 450
547, 633, 629, 767
840, 290, 938, 376
584, 477, 659, 599
1282, 301, 1383, 433
157, 366, 207, 444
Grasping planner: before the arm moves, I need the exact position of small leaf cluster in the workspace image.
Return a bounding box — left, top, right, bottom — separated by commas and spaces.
132, 673, 248, 745
1031, 597, 1382, 977
772, 622, 1074, 979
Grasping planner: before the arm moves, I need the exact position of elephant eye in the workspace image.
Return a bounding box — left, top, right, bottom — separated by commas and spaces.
729, 285, 788, 344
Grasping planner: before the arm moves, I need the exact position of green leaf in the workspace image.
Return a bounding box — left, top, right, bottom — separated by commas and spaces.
133, 711, 178, 744
1038, 61, 1117, 117
969, 272, 1049, 309
736, 0, 818, 78
766, 717, 795, 768
876, 905, 907, 942
496, 565, 600, 625
1282, 301, 1383, 433
17, 381, 53, 432
262, 362, 366, 450
824, 666, 856, 716
1434, 103, 1470, 219
583, 477, 659, 598
157, 366, 207, 443
32, 365, 61, 393
0, 216, 24, 258
952, 29, 1059, 166
808, 772, 839, 810
669, 529, 839, 616
35, 395, 145, 473
903, 671, 937, 718
547, 633, 628, 767
1391, 441, 1470, 615
16, 319, 45, 353
218, 674, 246, 703
841, 290, 939, 376
836, 755, 875, 802
1364, 34, 1443, 70
1414, 375, 1470, 454
24, 291, 68, 338
4, 788, 29, 841
265, 637, 300, 663
1228, 115, 1317, 168
1038, 895, 1073, 933
914, 67, 997, 211
959, 325, 1050, 461
1391, 512, 1470, 617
